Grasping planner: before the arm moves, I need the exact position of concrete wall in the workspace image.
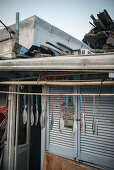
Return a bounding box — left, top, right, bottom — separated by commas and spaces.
34, 16, 90, 51
0, 15, 90, 58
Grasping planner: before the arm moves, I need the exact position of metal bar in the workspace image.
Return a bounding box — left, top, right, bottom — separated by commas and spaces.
16, 12, 19, 43
0, 90, 114, 96
0, 80, 114, 86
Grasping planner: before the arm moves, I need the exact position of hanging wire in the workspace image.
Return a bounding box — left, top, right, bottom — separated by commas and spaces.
80, 95, 82, 116
51, 95, 53, 114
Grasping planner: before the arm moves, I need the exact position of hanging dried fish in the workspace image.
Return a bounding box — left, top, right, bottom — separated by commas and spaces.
50, 95, 54, 130
59, 96, 64, 133
35, 95, 39, 125
31, 95, 34, 126
92, 96, 97, 134
40, 96, 48, 128
80, 95, 86, 135
44, 96, 48, 127
40, 111, 45, 128
23, 94, 27, 124
72, 114, 77, 136
59, 116, 64, 133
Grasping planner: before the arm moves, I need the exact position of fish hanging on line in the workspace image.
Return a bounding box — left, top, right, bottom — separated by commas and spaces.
23, 94, 27, 124
31, 106, 34, 126
80, 112, 86, 135
35, 95, 39, 125
72, 114, 77, 136
40, 96, 48, 128
59, 115, 64, 133
23, 105, 27, 124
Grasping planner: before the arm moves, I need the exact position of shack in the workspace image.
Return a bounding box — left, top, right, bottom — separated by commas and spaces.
0, 14, 114, 170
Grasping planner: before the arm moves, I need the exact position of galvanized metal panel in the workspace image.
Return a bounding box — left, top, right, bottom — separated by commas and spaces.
79, 84, 114, 169
48, 86, 75, 159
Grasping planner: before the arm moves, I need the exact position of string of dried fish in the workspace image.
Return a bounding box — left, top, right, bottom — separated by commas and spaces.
23, 94, 27, 124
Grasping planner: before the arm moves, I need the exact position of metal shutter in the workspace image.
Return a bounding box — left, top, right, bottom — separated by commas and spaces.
79, 85, 114, 170
48, 86, 75, 159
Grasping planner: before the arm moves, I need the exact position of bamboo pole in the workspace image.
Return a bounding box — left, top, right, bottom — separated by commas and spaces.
0, 80, 114, 86
0, 90, 113, 96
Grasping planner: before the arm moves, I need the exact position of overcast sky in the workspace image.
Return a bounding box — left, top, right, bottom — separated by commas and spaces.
0, 0, 114, 40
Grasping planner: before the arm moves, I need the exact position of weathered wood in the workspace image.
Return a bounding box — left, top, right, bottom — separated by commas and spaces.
43, 152, 98, 170
0, 80, 114, 86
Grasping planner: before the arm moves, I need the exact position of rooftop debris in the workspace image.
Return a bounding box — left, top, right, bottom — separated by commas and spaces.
84, 9, 114, 52
12, 42, 68, 58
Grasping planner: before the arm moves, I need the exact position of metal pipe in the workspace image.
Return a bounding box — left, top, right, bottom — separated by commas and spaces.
16, 12, 19, 43
0, 80, 113, 86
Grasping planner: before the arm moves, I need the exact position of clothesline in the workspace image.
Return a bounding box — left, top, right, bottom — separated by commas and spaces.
0, 90, 113, 96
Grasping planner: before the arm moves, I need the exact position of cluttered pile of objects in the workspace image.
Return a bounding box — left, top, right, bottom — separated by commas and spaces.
84, 9, 114, 53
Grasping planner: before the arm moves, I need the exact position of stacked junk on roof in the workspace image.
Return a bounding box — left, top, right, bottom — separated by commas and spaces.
84, 9, 114, 52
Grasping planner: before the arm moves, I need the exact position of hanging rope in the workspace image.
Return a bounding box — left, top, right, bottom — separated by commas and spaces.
66, 96, 68, 113
51, 95, 53, 114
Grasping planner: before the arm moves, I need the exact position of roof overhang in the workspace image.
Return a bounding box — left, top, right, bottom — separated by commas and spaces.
0, 53, 114, 72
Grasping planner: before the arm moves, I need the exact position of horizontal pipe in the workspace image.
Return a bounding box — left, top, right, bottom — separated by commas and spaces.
0, 81, 114, 86
0, 90, 113, 96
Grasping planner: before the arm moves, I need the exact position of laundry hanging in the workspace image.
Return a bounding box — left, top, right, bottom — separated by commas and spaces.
59, 96, 64, 133
31, 95, 34, 126
23, 94, 27, 124
35, 95, 39, 125
80, 95, 86, 135
50, 95, 54, 130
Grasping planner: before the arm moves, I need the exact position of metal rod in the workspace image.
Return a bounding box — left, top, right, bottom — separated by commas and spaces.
16, 12, 19, 43
0, 90, 113, 96
0, 80, 114, 86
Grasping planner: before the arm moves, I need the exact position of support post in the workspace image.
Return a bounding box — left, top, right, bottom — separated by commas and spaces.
7, 85, 16, 170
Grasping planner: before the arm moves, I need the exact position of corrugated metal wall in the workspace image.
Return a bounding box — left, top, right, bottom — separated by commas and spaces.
80, 85, 114, 169
47, 75, 114, 169
48, 86, 75, 159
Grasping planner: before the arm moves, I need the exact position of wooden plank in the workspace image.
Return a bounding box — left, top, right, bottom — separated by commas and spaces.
43, 152, 98, 170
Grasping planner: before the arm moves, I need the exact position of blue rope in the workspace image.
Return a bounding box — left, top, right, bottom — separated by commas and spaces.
24, 94, 26, 109
66, 96, 68, 113
80, 94, 82, 116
